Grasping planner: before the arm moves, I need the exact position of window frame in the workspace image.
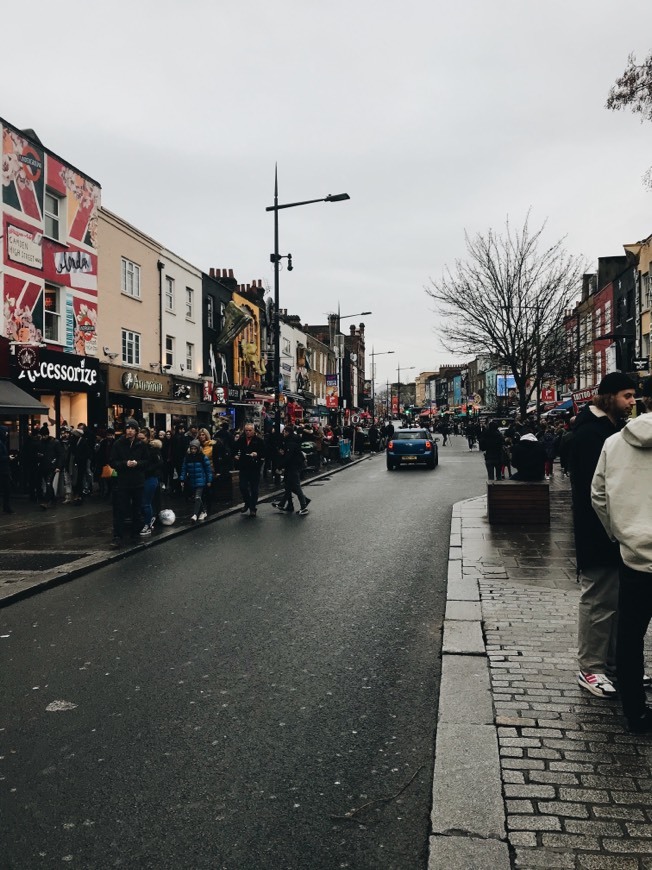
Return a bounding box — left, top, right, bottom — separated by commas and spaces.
185, 287, 194, 320
186, 342, 194, 372
44, 190, 63, 241
121, 329, 141, 366
165, 276, 175, 312
44, 284, 63, 344
165, 335, 175, 368
121, 258, 141, 299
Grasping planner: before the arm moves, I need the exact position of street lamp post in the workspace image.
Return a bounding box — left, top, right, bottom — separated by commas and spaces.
396, 364, 415, 418
266, 169, 350, 431
370, 348, 394, 420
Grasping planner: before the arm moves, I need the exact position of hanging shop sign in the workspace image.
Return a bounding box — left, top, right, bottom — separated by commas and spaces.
13, 348, 100, 391
7, 223, 43, 269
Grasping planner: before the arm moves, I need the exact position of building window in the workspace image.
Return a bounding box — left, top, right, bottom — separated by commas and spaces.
121, 258, 141, 298
44, 285, 62, 342
122, 329, 141, 365
604, 300, 612, 333
165, 276, 175, 311
165, 335, 175, 368
44, 191, 63, 240
185, 287, 194, 320
207, 297, 214, 329
282, 338, 291, 355
186, 342, 194, 372
219, 302, 225, 331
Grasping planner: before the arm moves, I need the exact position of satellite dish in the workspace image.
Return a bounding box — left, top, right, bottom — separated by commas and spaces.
350, 353, 357, 363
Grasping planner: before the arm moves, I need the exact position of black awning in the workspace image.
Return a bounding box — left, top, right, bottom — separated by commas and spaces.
0, 379, 48, 415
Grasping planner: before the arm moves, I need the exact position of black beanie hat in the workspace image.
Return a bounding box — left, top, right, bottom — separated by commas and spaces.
597, 372, 636, 395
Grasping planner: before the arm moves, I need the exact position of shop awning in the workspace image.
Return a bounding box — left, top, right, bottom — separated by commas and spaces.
0, 379, 48, 415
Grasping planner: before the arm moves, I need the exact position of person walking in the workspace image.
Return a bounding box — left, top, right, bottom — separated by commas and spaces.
37, 427, 64, 509
479, 420, 504, 480
137, 428, 162, 536
197, 428, 216, 514
69, 428, 92, 505
0, 426, 13, 514
540, 424, 557, 480
180, 439, 212, 523
570, 372, 637, 698
592, 377, 652, 731
273, 424, 311, 515
109, 419, 149, 548
233, 423, 265, 517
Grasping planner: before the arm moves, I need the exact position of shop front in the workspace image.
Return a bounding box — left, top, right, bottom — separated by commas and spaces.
11, 347, 103, 435
105, 366, 202, 432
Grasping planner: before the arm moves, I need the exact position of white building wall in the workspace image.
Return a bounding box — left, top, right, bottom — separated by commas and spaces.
160, 247, 203, 380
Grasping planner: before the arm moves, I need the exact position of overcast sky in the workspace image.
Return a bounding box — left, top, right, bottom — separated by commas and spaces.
3, 0, 652, 387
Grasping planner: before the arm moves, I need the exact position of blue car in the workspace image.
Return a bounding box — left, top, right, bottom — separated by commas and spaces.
386, 428, 439, 470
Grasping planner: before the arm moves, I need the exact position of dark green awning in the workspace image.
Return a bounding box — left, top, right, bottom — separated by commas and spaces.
0, 379, 48, 415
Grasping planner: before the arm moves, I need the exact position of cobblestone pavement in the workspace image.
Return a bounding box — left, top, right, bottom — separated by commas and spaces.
439, 474, 652, 870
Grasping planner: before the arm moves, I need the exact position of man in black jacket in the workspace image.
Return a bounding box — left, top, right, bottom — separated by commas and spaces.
570, 372, 636, 698
233, 423, 265, 517
109, 419, 149, 548
273, 424, 310, 515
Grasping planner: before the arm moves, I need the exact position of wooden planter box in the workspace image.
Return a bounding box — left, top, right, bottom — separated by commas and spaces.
487, 480, 550, 525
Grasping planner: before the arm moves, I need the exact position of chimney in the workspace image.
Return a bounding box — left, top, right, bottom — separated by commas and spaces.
209, 268, 215, 278
359, 322, 365, 334
228, 269, 234, 279
350, 325, 356, 336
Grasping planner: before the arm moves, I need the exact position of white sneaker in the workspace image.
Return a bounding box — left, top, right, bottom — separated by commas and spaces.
190, 514, 197, 523
198, 511, 207, 521
139, 525, 152, 537
577, 671, 616, 698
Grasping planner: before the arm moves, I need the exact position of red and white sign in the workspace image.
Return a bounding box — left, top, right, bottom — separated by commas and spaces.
540, 387, 556, 402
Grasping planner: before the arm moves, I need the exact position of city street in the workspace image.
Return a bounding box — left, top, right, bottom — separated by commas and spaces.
1, 437, 484, 870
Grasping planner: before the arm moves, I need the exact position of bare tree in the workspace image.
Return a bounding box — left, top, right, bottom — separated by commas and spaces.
606, 51, 652, 187
426, 217, 584, 418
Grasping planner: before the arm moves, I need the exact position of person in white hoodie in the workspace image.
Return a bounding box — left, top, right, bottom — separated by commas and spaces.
592, 377, 652, 733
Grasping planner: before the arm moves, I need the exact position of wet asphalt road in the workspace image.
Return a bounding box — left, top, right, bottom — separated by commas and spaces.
1, 438, 484, 870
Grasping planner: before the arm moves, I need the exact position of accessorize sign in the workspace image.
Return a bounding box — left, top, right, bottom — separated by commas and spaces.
15, 349, 100, 391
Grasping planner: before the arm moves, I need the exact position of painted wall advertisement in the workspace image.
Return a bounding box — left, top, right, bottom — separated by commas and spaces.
2, 123, 100, 357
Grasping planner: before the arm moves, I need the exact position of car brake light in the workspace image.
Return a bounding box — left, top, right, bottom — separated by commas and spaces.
425, 440, 432, 449
388, 440, 394, 449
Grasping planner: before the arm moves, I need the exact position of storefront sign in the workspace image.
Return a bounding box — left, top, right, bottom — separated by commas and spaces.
7, 224, 42, 269
15, 349, 100, 390
107, 366, 172, 399
121, 371, 163, 393
572, 386, 597, 403
16, 345, 39, 371
54, 250, 93, 275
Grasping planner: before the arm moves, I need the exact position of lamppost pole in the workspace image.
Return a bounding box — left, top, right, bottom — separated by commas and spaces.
370, 348, 394, 421
266, 170, 350, 431
396, 364, 415, 419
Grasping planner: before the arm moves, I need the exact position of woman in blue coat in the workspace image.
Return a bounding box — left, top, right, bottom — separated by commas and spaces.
180, 439, 213, 522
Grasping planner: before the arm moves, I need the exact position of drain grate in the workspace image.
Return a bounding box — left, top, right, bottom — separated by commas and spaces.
0, 552, 90, 571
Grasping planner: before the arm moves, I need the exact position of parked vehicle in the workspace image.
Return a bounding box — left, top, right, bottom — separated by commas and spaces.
386, 428, 439, 470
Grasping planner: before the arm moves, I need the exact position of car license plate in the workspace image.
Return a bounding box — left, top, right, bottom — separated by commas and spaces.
404, 455, 417, 461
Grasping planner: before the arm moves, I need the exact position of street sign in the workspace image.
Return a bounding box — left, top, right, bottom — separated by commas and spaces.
632, 358, 649, 372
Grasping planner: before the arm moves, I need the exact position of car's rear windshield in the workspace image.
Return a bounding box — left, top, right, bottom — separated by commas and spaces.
395, 431, 428, 440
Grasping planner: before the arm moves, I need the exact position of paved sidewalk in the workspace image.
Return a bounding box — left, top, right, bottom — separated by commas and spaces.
431, 475, 652, 870
0, 457, 367, 605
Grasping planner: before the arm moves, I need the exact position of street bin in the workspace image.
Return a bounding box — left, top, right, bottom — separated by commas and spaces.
339, 439, 351, 461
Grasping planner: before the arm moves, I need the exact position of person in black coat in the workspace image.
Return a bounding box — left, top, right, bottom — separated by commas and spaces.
510, 432, 546, 481
233, 423, 265, 517
570, 372, 637, 698
0, 425, 13, 513
272, 424, 310, 515
479, 420, 504, 480
109, 419, 150, 547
